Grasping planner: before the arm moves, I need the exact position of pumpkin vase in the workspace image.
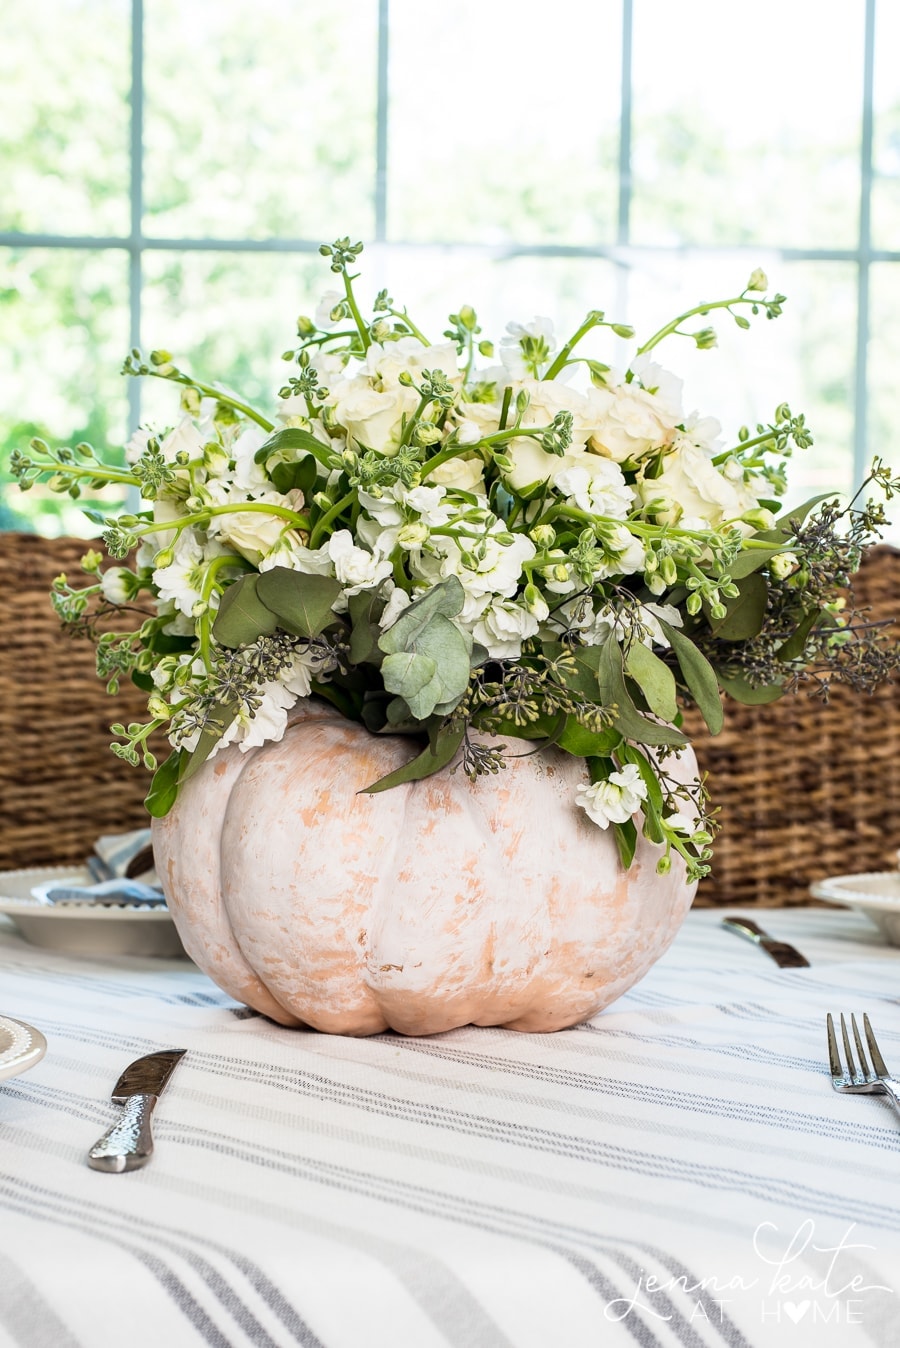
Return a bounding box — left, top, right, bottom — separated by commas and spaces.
152, 702, 697, 1035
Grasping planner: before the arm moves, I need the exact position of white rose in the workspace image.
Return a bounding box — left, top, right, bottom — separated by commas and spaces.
639, 445, 760, 527
586, 385, 676, 463
628, 355, 684, 418
471, 600, 539, 659
429, 453, 487, 495
331, 377, 419, 454
575, 764, 648, 829
327, 529, 393, 595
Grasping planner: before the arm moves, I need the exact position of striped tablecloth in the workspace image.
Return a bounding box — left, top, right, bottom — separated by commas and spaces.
1, 905, 898, 1348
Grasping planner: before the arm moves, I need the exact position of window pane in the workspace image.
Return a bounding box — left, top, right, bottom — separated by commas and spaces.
140, 251, 329, 427
0, 0, 130, 236
869, 264, 900, 542
0, 249, 131, 536
388, 0, 622, 245
143, 1, 378, 240
615, 254, 856, 504
872, 0, 900, 251
369, 249, 621, 356
630, 1, 863, 248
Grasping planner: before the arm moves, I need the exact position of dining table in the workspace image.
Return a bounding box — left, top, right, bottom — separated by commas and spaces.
1, 900, 898, 1348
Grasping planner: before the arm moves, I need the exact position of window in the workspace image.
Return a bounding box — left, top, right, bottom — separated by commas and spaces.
2, 0, 897, 534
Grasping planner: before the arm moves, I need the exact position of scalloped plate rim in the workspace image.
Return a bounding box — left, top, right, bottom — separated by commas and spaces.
0, 1015, 48, 1082
810, 871, 900, 912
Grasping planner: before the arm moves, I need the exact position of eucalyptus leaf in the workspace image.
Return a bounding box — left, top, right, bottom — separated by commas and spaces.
624, 643, 678, 721
381, 650, 439, 701
776, 606, 822, 661
657, 620, 724, 735
378, 576, 465, 653
384, 614, 471, 719
212, 574, 279, 648
180, 701, 240, 784
710, 573, 768, 641
348, 589, 386, 665
255, 568, 342, 637
727, 546, 788, 579
361, 724, 466, 794
718, 673, 785, 705
612, 818, 637, 869
598, 638, 687, 747
144, 749, 185, 818
557, 717, 622, 758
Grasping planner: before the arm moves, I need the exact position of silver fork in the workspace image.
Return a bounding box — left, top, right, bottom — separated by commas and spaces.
827, 1012, 900, 1119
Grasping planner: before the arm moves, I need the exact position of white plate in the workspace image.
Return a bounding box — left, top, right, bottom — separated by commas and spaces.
810, 872, 900, 945
0, 866, 186, 958
0, 1016, 47, 1082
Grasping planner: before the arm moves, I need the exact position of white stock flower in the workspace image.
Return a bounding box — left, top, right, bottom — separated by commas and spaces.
258, 540, 333, 574
366, 337, 461, 389
576, 764, 648, 829
500, 318, 556, 379
230, 426, 271, 491
441, 529, 536, 599
628, 355, 684, 418
471, 599, 540, 659
404, 484, 454, 526
153, 533, 205, 618
315, 290, 345, 330
378, 583, 412, 629
125, 427, 152, 465
158, 418, 206, 465
553, 459, 634, 518
327, 529, 393, 595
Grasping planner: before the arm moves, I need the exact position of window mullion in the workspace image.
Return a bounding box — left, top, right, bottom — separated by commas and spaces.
853, 0, 876, 490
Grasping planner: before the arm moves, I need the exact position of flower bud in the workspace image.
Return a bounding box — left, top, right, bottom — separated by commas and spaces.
414, 422, 442, 447
693, 326, 718, 350
397, 371, 414, 387
710, 602, 727, 621
477, 340, 494, 358
746, 268, 768, 293
769, 551, 798, 580
611, 323, 635, 339
153, 546, 175, 569
656, 855, 672, 875
741, 507, 776, 531
191, 599, 208, 618
660, 555, 678, 586
371, 318, 392, 342
397, 522, 429, 549
523, 583, 549, 621
147, 694, 170, 720
529, 524, 556, 548
458, 305, 477, 331
100, 566, 131, 605
552, 564, 569, 583
686, 592, 702, 616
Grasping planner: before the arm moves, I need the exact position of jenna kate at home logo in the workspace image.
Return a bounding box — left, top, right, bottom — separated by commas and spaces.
603, 1220, 894, 1327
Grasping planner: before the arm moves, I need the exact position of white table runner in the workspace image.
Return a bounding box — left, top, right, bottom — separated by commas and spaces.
1, 906, 898, 1348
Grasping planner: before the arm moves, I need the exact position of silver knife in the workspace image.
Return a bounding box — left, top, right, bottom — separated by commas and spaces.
88, 1049, 186, 1172
721, 916, 810, 969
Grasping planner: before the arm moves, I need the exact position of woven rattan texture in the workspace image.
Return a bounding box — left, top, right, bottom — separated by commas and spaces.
0, 533, 151, 868
2, 534, 897, 899
687, 544, 900, 907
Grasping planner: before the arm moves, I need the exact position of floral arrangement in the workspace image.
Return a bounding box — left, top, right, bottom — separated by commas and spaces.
13, 239, 898, 882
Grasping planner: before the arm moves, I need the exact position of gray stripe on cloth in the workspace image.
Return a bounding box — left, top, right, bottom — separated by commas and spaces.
0, 1250, 84, 1348
0, 1136, 511, 1348
0, 1176, 304, 1348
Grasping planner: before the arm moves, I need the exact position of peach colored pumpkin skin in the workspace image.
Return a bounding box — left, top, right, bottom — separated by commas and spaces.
152, 701, 697, 1035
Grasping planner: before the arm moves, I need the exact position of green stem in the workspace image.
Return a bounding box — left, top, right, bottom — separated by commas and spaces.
198, 553, 247, 669
135, 500, 310, 541
498, 386, 513, 432
343, 271, 371, 351
399, 392, 431, 448
420, 442, 477, 480
147, 371, 273, 431
309, 490, 356, 549
712, 430, 780, 464
544, 312, 604, 380
29, 459, 142, 488
389, 307, 430, 346
635, 294, 751, 358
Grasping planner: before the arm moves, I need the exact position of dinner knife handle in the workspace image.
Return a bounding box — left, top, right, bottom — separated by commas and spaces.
87, 1093, 158, 1172
722, 917, 765, 943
